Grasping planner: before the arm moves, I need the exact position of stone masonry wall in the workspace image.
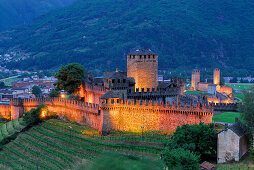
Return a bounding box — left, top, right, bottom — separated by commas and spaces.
77, 83, 106, 104
11, 98, 102, 130
0, 105, 11, 119
127, 55, 158, 91
101, 99, 213, 134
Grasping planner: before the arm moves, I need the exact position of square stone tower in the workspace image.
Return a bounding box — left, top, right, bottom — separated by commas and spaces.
213, 68, 220, 85
127, 49, 158, 91
191, 69, 200, 90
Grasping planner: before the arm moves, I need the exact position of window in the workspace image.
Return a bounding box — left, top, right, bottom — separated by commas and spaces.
112, 79, 115, 83
133, 55, 135, 59
118, 79, 121, 83
148, 55, 150, 59
123, 79, 126, 83
144, 55, 146, 59
153, 55, 155, 59
140, 55, 142, 59
111, 99, 114, 104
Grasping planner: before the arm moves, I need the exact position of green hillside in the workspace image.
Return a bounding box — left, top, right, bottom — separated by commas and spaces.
0, 0, 76, 31
0, 0, 254, 76
0, 119, 166, 169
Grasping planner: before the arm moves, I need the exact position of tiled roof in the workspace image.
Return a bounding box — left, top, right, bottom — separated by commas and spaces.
229, 121, 247, 137
100, 91, 119, 99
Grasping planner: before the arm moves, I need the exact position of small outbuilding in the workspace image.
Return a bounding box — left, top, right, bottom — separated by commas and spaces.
217, 119, 248, 163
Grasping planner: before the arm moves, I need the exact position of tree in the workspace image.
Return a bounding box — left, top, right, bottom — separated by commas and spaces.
162, 148, 200, 170
168, 122, 217, 158
54, 63, 85, 94
0, 81, 5, 88
23, 105, 45, 126
239, 87, 254, 144
230, 77, 238, 83
32, 85, 42, 97
49, 89, 60, 98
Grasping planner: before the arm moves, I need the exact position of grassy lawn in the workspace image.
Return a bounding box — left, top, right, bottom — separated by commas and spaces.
184, 90, 211, 95
216, 154, 254, 170
1, 77, 20, 86
213, 112, 242, 123
234, 92, 245, 101
225, 83, 254, 91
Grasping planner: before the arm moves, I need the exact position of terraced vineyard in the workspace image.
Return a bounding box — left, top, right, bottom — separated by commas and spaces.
0, 119, 168, 169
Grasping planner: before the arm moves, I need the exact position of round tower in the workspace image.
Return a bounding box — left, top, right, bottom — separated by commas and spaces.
127, 49, 158, 92
213, 68, 220, 85
191, 69, 200, 90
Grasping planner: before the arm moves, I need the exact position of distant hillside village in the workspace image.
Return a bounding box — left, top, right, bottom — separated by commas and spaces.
0, 74, 57, 102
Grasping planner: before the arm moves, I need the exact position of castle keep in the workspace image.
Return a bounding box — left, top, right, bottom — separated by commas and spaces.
127, 49, 158, 91
1, 49, 214, 134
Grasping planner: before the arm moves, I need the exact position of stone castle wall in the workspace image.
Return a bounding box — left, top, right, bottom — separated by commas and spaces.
216, 85, 232, 96
6, 97, 213, 134
198, 83, 209, 91
0, 105, 11, 119
77, 83, 106, 104
101, 99, 213, 133
11, 98, 102, 130
127, 54, 158, 91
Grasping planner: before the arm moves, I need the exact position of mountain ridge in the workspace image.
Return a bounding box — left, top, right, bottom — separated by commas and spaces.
0, 0, 76, 31
0, 0, 254, 76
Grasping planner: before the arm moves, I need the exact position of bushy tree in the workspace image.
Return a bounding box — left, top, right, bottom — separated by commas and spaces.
49, 89, 60, 98
169, 122, 217, 157
54, 63, 85, 94
0, 81, 5, 88
32, 85, 42, 97
23, 105, 45, 126
162, 148, 200, 170
239, 87, 254, 144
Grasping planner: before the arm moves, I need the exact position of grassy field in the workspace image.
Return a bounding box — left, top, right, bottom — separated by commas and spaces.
0, 119, 167, 169
1, 77, 20, 86
225, 83, 254, 91
184, 90, 211, 95
213, 112, 241, 123
234, 92, 245, 101
216, 154, 254, 170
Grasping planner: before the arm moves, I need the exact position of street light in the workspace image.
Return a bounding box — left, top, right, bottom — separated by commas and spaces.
68, 126, 72, 141
61, 93, 66, 98
141, 126, 144, 139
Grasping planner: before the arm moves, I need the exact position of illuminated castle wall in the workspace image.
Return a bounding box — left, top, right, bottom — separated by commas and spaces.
8, 98, 213, 134
100, 98, 213, 133
127, 49, 158, 91
76, 83, 106, 104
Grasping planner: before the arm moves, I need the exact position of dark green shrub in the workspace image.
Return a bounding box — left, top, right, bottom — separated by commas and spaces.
169, 122, 217, 157
23, 105, 45, 126
162, 148, 200, 170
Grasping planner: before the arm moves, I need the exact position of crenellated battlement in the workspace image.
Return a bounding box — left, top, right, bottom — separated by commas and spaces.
101, 98, 213, 115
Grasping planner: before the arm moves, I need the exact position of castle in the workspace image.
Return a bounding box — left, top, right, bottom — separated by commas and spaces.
190, 68, 235, 104
0, 49, 214, 134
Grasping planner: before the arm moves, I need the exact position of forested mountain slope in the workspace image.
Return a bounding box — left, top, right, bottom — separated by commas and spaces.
0, 0, 254, 76
0, 0, 76, 31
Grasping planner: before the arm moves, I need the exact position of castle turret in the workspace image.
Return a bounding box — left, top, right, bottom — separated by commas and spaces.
191, 69, 200, 90
127, 49, 158, 92
213, 68, 220, 85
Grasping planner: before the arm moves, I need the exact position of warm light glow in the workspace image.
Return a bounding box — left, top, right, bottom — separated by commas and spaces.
61, 94, 65, 98
41, 110, 47, 118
